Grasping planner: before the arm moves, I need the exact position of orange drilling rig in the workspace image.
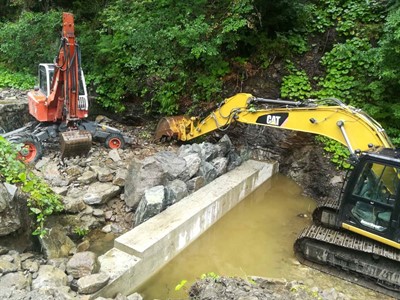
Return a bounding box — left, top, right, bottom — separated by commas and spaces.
1, 12, 131, 162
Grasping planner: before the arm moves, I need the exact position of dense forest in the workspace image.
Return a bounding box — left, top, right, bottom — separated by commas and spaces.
1, 0, 400, 145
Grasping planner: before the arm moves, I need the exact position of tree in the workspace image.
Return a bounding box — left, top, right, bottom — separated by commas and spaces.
0, 11, 61, 73
83, 0, 254, 114
376, 5, 400, 142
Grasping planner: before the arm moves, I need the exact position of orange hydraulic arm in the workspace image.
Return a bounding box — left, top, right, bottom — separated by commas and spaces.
50, 12, 81, 122
155, 93, 393, 154
28, 12, 87, 124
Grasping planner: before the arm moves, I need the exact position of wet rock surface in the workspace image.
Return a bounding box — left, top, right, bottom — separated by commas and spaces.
0, 89, 32, 132
189, 276, 350, 300
0, 183, 22, 235
241, 125, 344, 200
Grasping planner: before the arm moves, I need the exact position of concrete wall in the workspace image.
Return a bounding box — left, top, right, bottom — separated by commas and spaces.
92, 159, 278, 298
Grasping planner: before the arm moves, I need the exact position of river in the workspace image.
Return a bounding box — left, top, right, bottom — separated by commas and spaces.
137, 173, 391, 300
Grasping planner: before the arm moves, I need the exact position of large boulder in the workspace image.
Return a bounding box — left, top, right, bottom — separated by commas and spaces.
0, 271, 31, 291
124, 157, 167, 208
77, 170, 97, 185
83, 182, 121, 205
66, 251, 100, 279
41, 161, 69, 187
32, 265, 68, 289
39, 225, 76, 259
77, 272, 110, 294
0, 258, 19, 274
113, 168, 128, 186
216, 134, 234, 157
90, 165, 114, 182
164, 179, 188, 209
153, 151, 187, 180
226, 150, 243, 171
62, 188, 86, 213
198, 142, 219, 162
0, 89, 31, 132
135, 185, 165, 226
186, 176, 206, 193
178, 153, 202, 181
210, 157, 228, 177
196, 161, 218, 184
0, 183, 22, 235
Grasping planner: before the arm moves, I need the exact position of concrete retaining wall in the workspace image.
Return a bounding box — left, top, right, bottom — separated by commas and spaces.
92, 159, 278, 298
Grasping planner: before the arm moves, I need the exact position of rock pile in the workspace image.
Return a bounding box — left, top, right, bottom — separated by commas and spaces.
0, 88, 32, 132
124, 135, 243, 225
189, 276, 350, 300
0, 129, 245, 299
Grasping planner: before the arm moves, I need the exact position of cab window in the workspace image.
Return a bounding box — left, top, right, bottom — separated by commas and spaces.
351, 162, 400, 232
39, 66, 47, 94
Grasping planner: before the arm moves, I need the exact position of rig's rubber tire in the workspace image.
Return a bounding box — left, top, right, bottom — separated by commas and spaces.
14, 134, 43, 163
105, 133, 125, 149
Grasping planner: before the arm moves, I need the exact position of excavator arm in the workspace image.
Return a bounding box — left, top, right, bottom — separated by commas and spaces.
155, 93, 393, 154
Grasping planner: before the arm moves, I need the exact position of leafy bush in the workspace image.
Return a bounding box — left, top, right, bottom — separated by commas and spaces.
84, 0, 254, 114
375, 6, 400, 142
0, 137, 63, 236
315, 37, 376, 102
280, 62, 312, 100
0, 11, 61, 74
315, 136, 352, 169
307, 0, 385, 36
0, 65, 35, 89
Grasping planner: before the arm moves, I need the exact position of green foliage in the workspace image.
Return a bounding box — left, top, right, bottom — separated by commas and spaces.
307, 1, 400, 144
375, 5, 400, 142
307, 0, 385, 36
252, 0, 310, 37
254, 32, 309, 69
315, 136, 352, 170
0, 11, 61, 74
73, 226, 89, 237
175, 272, 219, 292
280, 62, 312, 100
200, 272, 220, 280
0, 137, 64, 236
84, 0, 254, 114
0, 65, 35, 89
290, 283, 322, 299
174, 279, 188, 292
315, 37, 376, 103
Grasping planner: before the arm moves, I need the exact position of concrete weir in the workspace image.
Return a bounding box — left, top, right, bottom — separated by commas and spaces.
92, 159, 278, 298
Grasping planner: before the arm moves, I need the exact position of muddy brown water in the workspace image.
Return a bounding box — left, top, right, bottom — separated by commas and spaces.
136, 174, 391, 300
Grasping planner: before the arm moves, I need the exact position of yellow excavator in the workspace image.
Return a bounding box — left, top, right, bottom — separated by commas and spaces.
155, 93, 400, 297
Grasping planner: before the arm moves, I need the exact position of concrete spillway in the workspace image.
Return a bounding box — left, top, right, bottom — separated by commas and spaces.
91, 160, 278, 298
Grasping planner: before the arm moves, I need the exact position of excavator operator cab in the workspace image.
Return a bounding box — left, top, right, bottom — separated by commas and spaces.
339, 150, 400, 247
38, 63, 89, 111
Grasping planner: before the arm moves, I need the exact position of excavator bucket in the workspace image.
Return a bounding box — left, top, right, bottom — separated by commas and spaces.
60, 130, 92, 159
154, 116, 189, 141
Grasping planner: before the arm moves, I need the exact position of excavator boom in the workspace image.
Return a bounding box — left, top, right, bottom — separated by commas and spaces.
155, 93, 393, 154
